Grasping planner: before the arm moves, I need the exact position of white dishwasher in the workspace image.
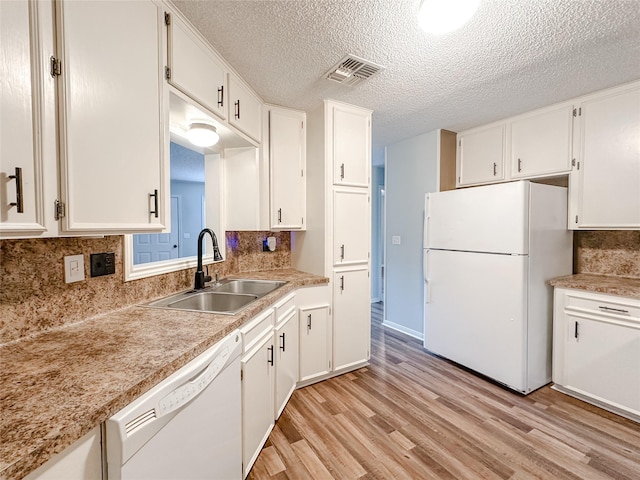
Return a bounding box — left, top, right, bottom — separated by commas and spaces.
106, 330, 242, 480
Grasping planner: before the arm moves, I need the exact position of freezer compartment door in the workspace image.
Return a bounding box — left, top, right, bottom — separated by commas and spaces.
426, 181, 529, 254
424, 249, 529, 392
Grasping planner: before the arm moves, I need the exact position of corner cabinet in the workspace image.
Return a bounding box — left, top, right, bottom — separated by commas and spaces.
552, 288, 640, 422
267, 106, 306, 230
569, 81, 640, 229
55, 0, 167, 233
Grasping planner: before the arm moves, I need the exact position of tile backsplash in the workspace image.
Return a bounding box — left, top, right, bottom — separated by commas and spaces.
574, 231, 640, 278
0, 231, 290, 344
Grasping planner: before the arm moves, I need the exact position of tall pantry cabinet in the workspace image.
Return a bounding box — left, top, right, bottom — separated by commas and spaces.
292, 100, 372, 379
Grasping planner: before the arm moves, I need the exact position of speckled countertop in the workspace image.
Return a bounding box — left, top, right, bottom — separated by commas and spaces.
549, 273, 640, 299
0, 269, 327, 480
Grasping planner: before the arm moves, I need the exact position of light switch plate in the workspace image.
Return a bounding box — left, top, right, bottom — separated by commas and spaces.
392, 236, 401, 245
64, 254, 85, 283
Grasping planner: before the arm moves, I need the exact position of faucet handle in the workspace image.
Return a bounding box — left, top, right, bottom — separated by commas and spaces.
203, 265, 212, 284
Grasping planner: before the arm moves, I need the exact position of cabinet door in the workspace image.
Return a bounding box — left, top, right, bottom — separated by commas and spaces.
332, 104, 370, 187
458, 124, 505, 186
242, 332, 274, 477
0, 0, 45, 235
269, 107, 305, 229
333, 267, 370, 372
56, 0, 166, 233
228, 74, 262, 143
275, 310, 299, 419
333, 189, 369, 266
573, 83, 640, 229
299, 305, 331, 383
166, 12, 226, 120
510, 104, 573, 178
564, 313, 640, 413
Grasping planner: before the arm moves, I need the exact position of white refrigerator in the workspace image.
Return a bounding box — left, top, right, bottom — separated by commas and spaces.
423, 181, 572, 394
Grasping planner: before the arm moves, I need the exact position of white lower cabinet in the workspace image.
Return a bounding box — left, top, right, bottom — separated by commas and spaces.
333, 267, 371, 372
274, 307, 298, 419
23, 427, 102, 480
299, 304, 331, 384
553, 288, 640, 422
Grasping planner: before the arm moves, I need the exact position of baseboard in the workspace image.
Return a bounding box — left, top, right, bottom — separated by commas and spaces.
296, 360, 370, 389
381, 319, 423, 340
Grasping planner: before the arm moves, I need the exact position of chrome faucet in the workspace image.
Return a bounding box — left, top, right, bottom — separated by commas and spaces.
194, 228, 223, 290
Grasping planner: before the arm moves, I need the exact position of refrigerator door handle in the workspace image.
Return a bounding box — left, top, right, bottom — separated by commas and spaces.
423, 250, 431, 303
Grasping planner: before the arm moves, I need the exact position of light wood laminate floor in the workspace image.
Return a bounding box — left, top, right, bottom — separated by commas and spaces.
248, 303, 640, 479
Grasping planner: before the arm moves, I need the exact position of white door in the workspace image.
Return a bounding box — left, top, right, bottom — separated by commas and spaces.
275, 310, 299, 419
0, 0, 45, 235
424, 249, 528, 392
299, 305, 331, 383
166, 12, 226, 120
458, 124, 505, 185
333, 189, 370, 266
332, 105, 370, 187
426, 181, 529, 254
56, 0, 166, 233
564, 313, 640, 412
510, 104, 573, 178
133, 196, 180, 264
575, 84, 640, 228
333, 267, 370, 372
270, 108, 305, 229
241, 333, 274, 477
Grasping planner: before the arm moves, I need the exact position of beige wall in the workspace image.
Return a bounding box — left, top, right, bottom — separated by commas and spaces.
0, 232, 291, 344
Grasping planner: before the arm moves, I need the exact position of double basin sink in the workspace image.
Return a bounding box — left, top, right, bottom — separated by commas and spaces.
146, 279, 286, 315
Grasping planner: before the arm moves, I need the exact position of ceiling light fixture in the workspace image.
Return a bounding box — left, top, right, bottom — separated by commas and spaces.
186, 122, 219, 147
418, 0, 480, 35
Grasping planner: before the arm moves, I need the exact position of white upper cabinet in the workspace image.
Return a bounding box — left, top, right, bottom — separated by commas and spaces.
510, 103, 573, 179
457, 124, 505, 186
0, 0, 46, 236
165, 11, 227, 121
570, 82, 640, 229
268, 106, 306, 230
228, 74, 262, 143
55, 0, 167, 233
331, 103, 370, 187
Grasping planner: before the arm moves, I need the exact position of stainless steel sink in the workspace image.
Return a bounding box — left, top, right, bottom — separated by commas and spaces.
145, 279, 285, 315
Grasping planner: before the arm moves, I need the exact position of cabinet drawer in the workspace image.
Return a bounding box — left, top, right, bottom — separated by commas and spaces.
240, 309, 274, 353
565, 291, 640, 321
274, 292, 296, 323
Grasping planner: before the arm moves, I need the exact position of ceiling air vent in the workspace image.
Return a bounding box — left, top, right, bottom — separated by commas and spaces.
325, 55, 384, 87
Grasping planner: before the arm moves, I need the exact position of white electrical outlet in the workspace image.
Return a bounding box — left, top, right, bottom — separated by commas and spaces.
392, 236, 401, 245
64, 254, 85, 283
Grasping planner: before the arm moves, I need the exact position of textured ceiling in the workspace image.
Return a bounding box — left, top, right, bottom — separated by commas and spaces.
172, 0, 640, 163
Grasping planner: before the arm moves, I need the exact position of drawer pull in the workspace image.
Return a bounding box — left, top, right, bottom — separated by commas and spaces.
8, 167, 24, 213
598, 306, 630, 315
267, 345, 274, 366
574, 321, 579, 339
280, 332, 286, 352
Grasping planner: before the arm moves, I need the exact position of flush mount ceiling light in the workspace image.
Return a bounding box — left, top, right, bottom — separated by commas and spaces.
418, 0, 480, 35
186, 122, 219, 147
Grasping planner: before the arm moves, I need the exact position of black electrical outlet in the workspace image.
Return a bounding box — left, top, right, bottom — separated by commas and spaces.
90, 252, 115, 277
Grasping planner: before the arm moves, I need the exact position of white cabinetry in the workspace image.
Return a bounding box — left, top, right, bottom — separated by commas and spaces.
332, 105, 370, 187
268, 106, 306, 230
457, 124, 505, 186
23, 427, 102, 480
228, 74, 262, 143
274, 295, 298, 419
55, 0, 167, 233
510, 104, 573, 178
297, 284, 332, 385
333, 267, 371, 372
569, 82, 640, 229
292, 100, 371, 380
553, 288, 640, 422
165, 11, 226, 120
240, 309, 275, 478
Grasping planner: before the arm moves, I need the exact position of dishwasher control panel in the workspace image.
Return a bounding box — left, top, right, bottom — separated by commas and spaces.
157, 345, 230, 416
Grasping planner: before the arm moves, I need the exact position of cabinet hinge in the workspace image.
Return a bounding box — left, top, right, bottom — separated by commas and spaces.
50, 56, 61, 77
165, 66, 171, 80
458, 176, 461, 183
164, 12, 171, 25
54, 200, 66, 220
573, 107, 582, 117
458, 139, 461, 147
571, 158, 576, 167
301, 217, 304, 225
329, 306, 332, 316
301, 121, 304, 129
329, 360, 331, 369
301, 169, 304, 177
